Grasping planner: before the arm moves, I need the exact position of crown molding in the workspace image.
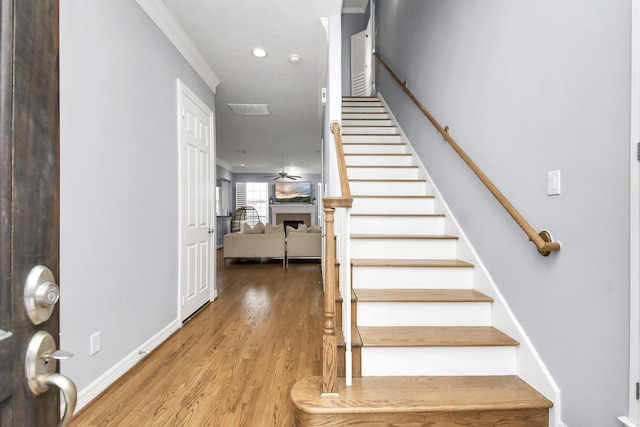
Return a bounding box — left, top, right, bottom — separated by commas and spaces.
136, 0, 221, 93
216, 158, 234, 173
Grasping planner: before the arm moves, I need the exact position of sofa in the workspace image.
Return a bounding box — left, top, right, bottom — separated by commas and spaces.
223, 222, 321, 264
223, 222, 285, 264
286, 224, 322, 263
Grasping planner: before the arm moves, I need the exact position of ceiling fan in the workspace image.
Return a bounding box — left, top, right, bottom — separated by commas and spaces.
264, 158, 302, 181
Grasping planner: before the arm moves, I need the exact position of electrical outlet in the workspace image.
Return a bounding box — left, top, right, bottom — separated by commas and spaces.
90, 332, 101, 356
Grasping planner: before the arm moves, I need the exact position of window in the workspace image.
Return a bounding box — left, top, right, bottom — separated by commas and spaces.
235, 182, 269, 224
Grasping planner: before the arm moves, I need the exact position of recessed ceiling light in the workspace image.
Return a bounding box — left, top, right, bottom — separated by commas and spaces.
252, 48, 267, 58
240, 163, 245, 167
289, 54, 301, 64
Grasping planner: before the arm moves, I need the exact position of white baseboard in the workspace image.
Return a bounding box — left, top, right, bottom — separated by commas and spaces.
620, 416, 640, 427
75, 318, 181, 411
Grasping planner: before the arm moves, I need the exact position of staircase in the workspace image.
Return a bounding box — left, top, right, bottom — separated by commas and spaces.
291, 97, 553, 426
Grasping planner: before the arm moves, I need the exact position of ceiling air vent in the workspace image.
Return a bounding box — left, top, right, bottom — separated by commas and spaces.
227, 103, 270, 115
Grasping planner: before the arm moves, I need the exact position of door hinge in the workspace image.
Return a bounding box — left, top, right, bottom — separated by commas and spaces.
635, 382, 639, 400
637, 142, 640, 161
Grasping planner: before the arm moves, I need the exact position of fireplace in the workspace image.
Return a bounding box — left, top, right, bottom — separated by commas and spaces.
283, 220, 306, 230
275, 213, 311, 226
270, 204, 317, 226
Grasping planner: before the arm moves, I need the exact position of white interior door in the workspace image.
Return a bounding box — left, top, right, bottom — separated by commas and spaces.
350, 18, 374, 97
178, 80, 216, 322
350, 30, 366, 96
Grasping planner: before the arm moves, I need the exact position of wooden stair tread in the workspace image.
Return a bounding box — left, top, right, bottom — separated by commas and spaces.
351, 258, 474, 268
354, 289, 493, 303
291, 375, 553, 414
351, 234, 458, 240
335, 289, 356, 303
358, 326, 519, 347
337, 326, 363, 347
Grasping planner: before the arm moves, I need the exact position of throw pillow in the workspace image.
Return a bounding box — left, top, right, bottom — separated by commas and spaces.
252, 222, 265, 234
296, 224, 308, 232
308, 224, 321, 233
243, 222, 265, 234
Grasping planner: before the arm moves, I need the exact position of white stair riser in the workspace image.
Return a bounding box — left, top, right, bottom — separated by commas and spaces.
342, 101, 383, 107
351, 216, 445, 235
361, 347, 517, 376
350, 181, 427, 196
342, 144, 408, 154
350, 238, 458, 260
342, 106, 386, 113
357, 302, 492, 327
342, 126, 398, 134
345, 155, 414, 166
342, 119, 394, 126
351, 197, 435, 214
342, 113, 390, 119
342, 134, 404, 143
352, 266, 473, 290
348, 167, 420, 180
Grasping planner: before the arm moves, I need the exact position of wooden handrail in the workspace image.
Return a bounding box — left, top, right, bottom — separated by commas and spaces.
329, 120, 352, 202
320, 120, 353, 396
375, 52, 560, 256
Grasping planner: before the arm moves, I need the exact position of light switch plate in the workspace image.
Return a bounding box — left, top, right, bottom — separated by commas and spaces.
90, 332, 101, 355
547, 170, 561, 196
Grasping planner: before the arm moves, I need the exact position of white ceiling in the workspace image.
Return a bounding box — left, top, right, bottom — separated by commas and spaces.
160, 0, 368, 175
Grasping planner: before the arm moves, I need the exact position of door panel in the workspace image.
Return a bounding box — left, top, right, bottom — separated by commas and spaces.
179, 81, 215, 321
0, 1, 66, 425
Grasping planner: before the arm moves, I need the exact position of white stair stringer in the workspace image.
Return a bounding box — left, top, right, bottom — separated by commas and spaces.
342, 95, 561, 426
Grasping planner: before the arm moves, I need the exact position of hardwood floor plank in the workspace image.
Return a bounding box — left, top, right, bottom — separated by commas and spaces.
69, 250, 323, 426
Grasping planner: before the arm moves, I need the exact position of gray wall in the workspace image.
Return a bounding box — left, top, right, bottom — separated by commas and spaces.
375, 1, 631, 426
60, 0, 215, 391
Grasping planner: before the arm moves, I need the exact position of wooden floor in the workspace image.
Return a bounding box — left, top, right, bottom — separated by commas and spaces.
70, 250, 323, 426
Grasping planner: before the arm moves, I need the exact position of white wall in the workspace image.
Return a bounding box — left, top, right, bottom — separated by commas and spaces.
60, 0, 215, 396
323, 15, 343, 198
375, 1, 631, 426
